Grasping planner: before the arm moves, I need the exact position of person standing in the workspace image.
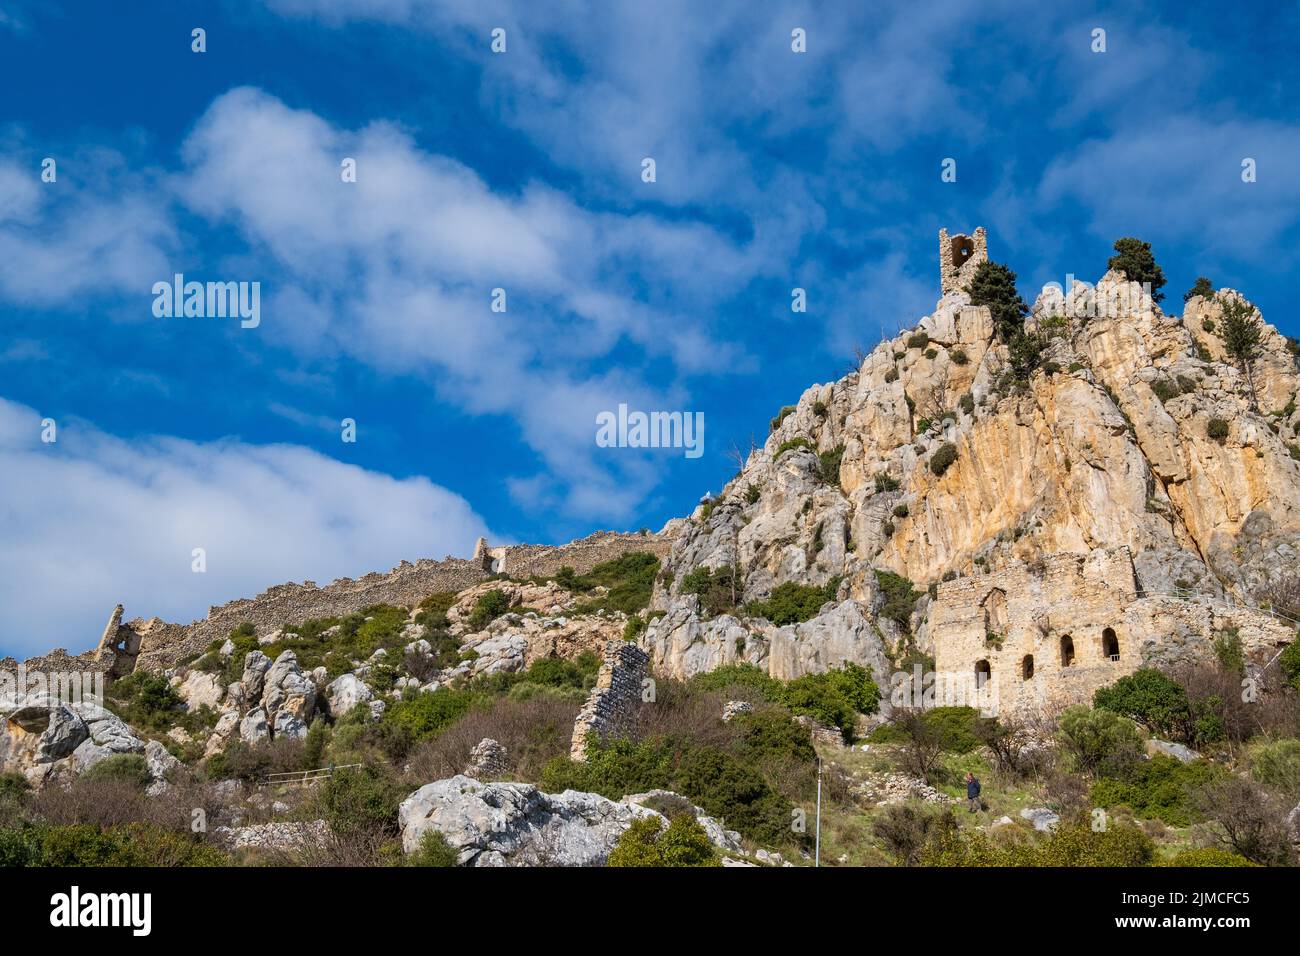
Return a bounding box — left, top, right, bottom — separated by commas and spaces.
966, 772, 981, 813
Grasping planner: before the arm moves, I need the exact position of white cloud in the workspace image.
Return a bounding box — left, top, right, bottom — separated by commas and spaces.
0, 396, 489, 658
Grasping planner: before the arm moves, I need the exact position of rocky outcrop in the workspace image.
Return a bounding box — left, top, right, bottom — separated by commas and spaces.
397, 775, 738, 866
324, 674, 373, 718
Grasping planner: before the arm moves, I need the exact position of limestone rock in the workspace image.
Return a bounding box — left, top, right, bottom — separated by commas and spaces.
1020, 807, 1060, 832
325, 674, 373, 718
466, 738, 509, 778
178, 670, 224, 710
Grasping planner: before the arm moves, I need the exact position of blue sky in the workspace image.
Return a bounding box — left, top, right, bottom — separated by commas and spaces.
2, 0, 1299, 657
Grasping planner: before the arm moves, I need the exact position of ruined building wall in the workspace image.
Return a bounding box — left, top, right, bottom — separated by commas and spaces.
938, 226, 988, 296
571, 641, 650, 761
930, 548, 1141, 715
127, 530, 671, 673
930, 547, 1294, 716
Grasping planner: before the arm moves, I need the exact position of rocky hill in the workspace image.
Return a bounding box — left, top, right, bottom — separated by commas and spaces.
3, 235, 1299, 868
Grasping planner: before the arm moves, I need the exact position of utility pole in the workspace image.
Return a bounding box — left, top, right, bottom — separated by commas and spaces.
815, 756, 822, 867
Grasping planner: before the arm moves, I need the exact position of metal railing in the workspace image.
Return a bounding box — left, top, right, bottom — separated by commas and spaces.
258, 763, 363, 787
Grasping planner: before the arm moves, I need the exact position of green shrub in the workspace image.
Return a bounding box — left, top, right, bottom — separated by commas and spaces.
674, 746, 793, 847
769, 405, 796, 433
468, 589, 511, 629
541, 738, 675, 800
383, 688, 485, 745
1090, 754, 1226, 826
406, 829, 459, 867
811, 400, 827, 418
874, 472, 900, 493
1247, 738, 1300, 799
906, 331, 929, 349
744, 484, 761, 504
959, 394, 974, 414
930, 443, 957, 476
1164, 847, 1255, 867
414, 591, 458, 630
1093, 668, 1193, 742
106, 669, 184, 729
690, 664, 784, 701
321, 764, 403, 841
884, 368, 899, 384
922, 821, 1154, 867
1281, 638, 1300, 691
569, 552, 661, 614
818, 445, 845, 487
1150, 379, 1179, 404
951, 349, 968, 366
1207, 418, 1229, 443
893, 504, 909, 518
744, 579, 840, 626
874, 569, 918, 629
679, 564, 741, 618
1183, 277, 1214, 303
965, 261, 1028, 341
782, 663, 880, 742
608, 814, 720, 867
1057, 705, 1145, 776
774, 437, 814, 460
0, 822, 226, 867
81, 754, 151, 789
1107, 237, 1166, 302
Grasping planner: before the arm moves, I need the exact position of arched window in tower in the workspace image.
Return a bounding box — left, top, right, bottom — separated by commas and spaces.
982, 588, 1008, 637
1060, 634, 1075, 667
1102, 628, 1120, 661
975, 659, 992, 689
1022, 655, 1035, 679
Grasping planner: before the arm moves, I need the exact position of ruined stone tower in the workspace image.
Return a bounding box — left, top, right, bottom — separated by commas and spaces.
938, 226, 988, 295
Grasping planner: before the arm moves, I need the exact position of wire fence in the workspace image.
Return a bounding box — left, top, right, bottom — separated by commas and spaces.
257, 763, 363, 787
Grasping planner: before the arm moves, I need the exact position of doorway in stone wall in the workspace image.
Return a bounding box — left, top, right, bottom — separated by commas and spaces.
1102, 628, 1120, 661
975, 658, 991, 689
1022, 654, 1034, 679
1060, 634, 1075, 666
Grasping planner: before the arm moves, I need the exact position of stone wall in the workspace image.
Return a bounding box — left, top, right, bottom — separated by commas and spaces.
930, 548, 1141, 715
126, 530, 671, 673
570, 641, 650, 761
938, 226, 988, 296
930, 546, 1295, 716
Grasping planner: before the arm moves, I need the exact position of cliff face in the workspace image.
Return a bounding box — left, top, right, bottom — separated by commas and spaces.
645, 270, 1300, 708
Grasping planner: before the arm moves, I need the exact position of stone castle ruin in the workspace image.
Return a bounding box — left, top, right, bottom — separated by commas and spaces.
938, 226, 988, 296
929, 547, 1294, 716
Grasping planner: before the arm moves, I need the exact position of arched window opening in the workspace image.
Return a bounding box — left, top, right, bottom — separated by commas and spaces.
1060, 634, 1075, 667
1022, 655, 1035, 679
975, 659, 992, 689
1102, 628, 1120, 661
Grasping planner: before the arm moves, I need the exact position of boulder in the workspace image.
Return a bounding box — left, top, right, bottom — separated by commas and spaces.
325, 674, 373, 718
178, 670, 224, 710
398, 775, 662, 866
242, 651, 272, 702
263, 651, 316, 726
240, 707, 269, 744
1020, 807, 1060, 832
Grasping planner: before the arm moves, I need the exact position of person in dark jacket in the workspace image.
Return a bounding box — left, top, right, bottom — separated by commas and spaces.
965, 772, 981, 812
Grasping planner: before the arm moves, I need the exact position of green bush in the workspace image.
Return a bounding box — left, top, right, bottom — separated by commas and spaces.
774, 437, 814, 460
1093, 668, 1192, 742
1150, 379, 1179, 404
608, 814, 720, 867
1057, 705, 1145, 776
321, 764, 403, 841
0, 822, 226, 867
679, 564, 741, 618
893, 504, 909, 518
744, 579, 840, 626
690, 664, 784, 701
965, 261, 1028, 341
1281, 638, 1300, 691
1183, 277, 1214, 303
1164, 847, 1256, 867
769, 405, 796, 433
414, 591, 458, 630
383, 688, 485, 745
468, 589, 511, 629
951, 348, 968, 366
106, 670, 183, 729
818, 445, 845, 487
1247, 738, 1300, 799
1207, 418, 1229, 442
567, 552, 661, 615
82, 754, 152, 789
675, 746, 792, 847
782, 663, 880, 742
959, 394, 974, 414
1107, 237, 1166, 302
406, 829, 459, 867
930, 443, 957, 476
1090, 754, 1226, 826
874, 569, 918, 629
906, 331, 930, 349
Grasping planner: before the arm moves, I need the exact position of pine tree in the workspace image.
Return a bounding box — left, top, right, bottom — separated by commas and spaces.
1183, 276, 1214, 303
1107, 237, 1166, 302
965, 261, 1028, 342
1218, 295, 1263, 408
